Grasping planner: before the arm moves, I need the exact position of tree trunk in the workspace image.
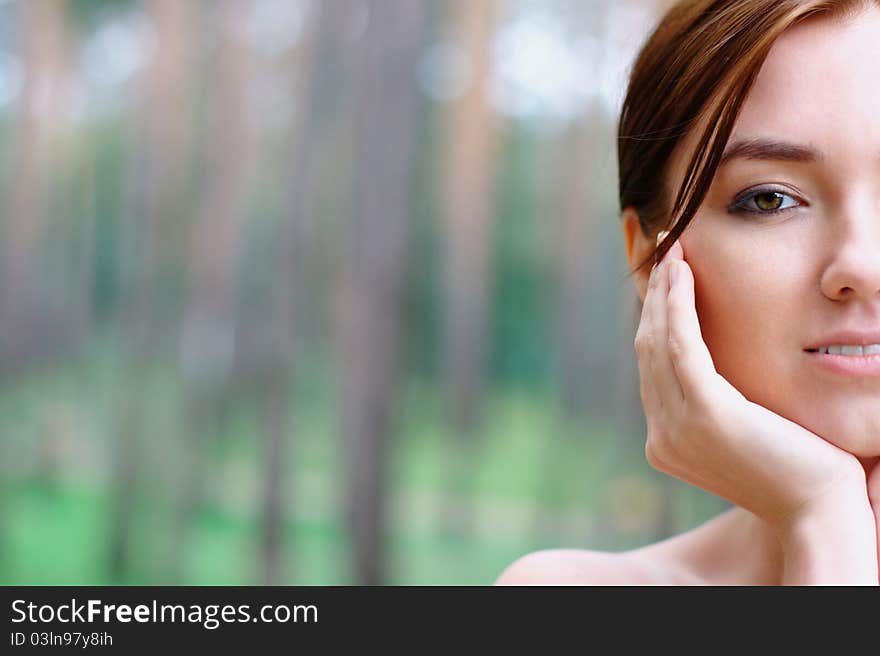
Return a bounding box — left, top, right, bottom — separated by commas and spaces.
441, 0, 498, 436
0, 0, 68, 372
174, 0, 252, 584
109, 0, 196, 583
339, 0, 429, 585
251, 0, 344, 586
552, 104, 603, 419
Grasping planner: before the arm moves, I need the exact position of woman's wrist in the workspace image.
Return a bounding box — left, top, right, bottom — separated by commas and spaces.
777, 486, 878, 585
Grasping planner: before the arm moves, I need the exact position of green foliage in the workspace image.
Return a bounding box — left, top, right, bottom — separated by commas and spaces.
0, 335, 724, 585
405, 115, 557, 388
405, 103, 442, 380
66, 0, 140, 33
89, 122, 128, 318
489, 125, 555, 388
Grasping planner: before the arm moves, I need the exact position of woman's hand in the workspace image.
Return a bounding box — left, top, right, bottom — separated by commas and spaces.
866, 458, 880, 583
635, 235, 877, 583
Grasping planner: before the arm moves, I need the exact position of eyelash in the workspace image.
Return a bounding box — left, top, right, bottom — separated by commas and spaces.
728, 186, 803, 216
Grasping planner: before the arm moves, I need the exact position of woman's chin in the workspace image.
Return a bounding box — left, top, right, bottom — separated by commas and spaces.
738, 375, 880, 457
799, 405, 880, 458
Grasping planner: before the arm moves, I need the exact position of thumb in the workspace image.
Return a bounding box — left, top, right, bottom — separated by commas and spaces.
866, 458, 880, 584
866, 457, 880, 507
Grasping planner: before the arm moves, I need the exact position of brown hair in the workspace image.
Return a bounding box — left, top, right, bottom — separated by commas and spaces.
618, 0, 875, 277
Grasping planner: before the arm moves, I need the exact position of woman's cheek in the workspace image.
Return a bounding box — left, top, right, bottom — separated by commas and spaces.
691, 253, 780, 393
684, 220, 797, 394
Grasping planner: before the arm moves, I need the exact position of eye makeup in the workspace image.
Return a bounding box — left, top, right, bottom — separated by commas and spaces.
727, 185, 804, 216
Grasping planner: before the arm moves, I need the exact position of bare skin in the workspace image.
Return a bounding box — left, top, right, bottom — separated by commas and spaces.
496, 507, 783, 585
497, 6, 880, 585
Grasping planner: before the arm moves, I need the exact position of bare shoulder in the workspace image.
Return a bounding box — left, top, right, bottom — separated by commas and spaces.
494, 548, 660, 585
494, 508, 781, 585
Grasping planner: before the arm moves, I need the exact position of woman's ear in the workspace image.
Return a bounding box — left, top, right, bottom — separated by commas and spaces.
621, 206, 654, 303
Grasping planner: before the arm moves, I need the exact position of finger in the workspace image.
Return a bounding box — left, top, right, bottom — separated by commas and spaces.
665, 235, 683, 262
635, 272, 664, 419
867, 458, 880, 503
636, 340, 663, 419
646, 247, 685, 407
666, 256, 721, 403
866, 460, 880, 584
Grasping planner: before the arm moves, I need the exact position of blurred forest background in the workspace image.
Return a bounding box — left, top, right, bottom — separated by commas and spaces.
0, 0, 725, 585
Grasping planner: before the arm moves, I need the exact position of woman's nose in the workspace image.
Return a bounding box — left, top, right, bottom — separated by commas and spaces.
819, 206, 880, 303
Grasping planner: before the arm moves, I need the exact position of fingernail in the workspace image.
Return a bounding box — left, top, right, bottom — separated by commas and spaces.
669, 261, 678, 287
656, 230, 669, 246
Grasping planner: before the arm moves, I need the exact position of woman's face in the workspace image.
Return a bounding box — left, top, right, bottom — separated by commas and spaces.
637, 6, 880, 457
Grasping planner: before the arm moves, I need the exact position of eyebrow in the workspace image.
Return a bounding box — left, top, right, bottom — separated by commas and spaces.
719, 138, 825, 167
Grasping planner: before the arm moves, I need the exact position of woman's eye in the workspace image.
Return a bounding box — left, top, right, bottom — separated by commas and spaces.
730, 188, 800, 215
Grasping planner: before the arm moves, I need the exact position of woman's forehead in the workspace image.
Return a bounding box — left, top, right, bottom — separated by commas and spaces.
668, 5, 880, 193
733, 5, 880, 142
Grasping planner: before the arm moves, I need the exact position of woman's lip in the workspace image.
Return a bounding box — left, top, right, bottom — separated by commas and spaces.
805, 350, 880, 377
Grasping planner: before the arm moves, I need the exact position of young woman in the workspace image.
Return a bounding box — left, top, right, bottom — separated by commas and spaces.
497, 0, 880, 585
